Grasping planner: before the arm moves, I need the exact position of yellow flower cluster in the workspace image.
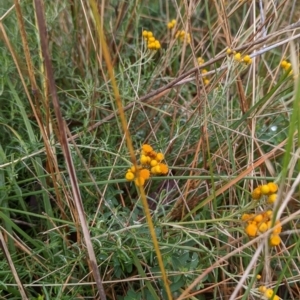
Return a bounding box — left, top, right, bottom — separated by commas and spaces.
242, 182, 281, 247
242, 211, 282, 246
258, 286, 280, 300
251, 182, 278, 204
198, 57, 210, 85
125, 144, 169, 187
280, 59, 291, 71
226, 48, 252, 65
280, 59, 292, 74
175, 30, 191, 44
167, 19, 176, 29
142, 30, 161, 50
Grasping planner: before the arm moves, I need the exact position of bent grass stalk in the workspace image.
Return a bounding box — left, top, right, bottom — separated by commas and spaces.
88, 1, 172, 299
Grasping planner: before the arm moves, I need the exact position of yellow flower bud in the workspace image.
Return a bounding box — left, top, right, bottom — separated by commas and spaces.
150, 160, 158, 167
234, 52, 242, 62
264, 288, 274, 298
258, 285, 266, 293
269, 234, 281, 246
204, 79, 210, 85
258, 222, 268, 233
139, 169, 150, 180
251, 186, 262, 200
154, 40, 161, 50
267, 182, 278, 194
254, 214, 263, 223
226, 48, 232, 55
273, 221, 282, 234
147, 31, 153, 38
241, 213, 251, 222
261, 184, 270, 195
125, 171, 135, 181
142, 30, 148, 38
156, 153, 164, 161
140, 155, 149, 165
142, 144, 153, 153
267, 194, 277, 204
159, 163, 169, 174
243, 55, 252, 64
280, 60, 288, 69
245, 223, 258, 237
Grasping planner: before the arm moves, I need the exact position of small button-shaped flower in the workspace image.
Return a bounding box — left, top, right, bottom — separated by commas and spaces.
154, 40, 161, 50
142, 144, 153, 154
269, 234, 281, 246
266, 210, 273, 218
260, 184, 270, 195
159, 163, 169, 174
234, 52, 242, 62
267, 182, 278, 194
273, 221, 282, 234
264, 288, 275, 299
140, 154, 150, 165
226, 48, 233, 55
148, 37, 155, 43
204, 79, 210, 85
153, 165, 161, 174
258, 286, 267, 293
149, 150, 157, 158
280, 60, 291, 71
142, 30, 149, 39
150, 159, 158, 167
258, 222, 268, 233
251, 186, 262, 200
156, 152, 164, 161
241, 213, 251, 222
176, 30, 191, 44
167, 19, 176, 29
201, 69, 208, 75
281, 60, 288, 68
139, 169, 150, 180
147, 31, 153, 38
125, 171, 135, 181
245, 223, 258, 237
197, 57, 205, 65
254, 214, 263, 223
243, 55, 252, 65
267, 193, 277, 204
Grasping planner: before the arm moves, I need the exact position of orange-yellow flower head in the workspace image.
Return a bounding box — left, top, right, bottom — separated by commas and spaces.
245, 223, 258, 237
167, 19, 176, 29
267, 182, 278, 194
159, 163, 169, 174
139, 168, 150, 180
270, 234, 281, 246
264, 289, 274, 299
243, 55, 252, 65
142, 144, 153, 154
251, 186, 262, 200
125, 171, 135, 181
258, 222, 268, 233
156, 152, 164, 161
234, 52, 242, 62
267, 194, 277, 204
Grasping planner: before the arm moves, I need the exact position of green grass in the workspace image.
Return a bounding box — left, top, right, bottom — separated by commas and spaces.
0, 1, 300, 299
